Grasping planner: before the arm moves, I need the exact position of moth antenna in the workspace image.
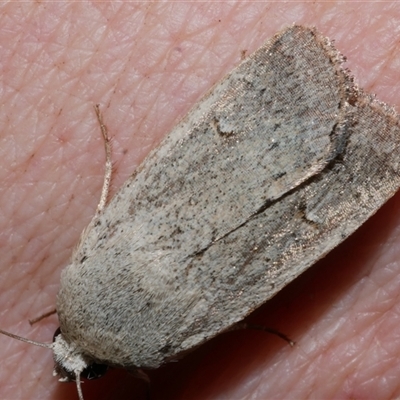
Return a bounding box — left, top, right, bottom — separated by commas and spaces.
76, 372, 84, 400
94, 104, 112, 215
0, 328, 51, 348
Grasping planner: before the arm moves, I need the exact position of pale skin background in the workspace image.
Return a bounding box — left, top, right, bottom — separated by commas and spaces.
1, 2, 400, 399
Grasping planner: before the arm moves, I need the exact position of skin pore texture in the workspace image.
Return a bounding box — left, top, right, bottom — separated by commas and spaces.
1, 2, 400, 400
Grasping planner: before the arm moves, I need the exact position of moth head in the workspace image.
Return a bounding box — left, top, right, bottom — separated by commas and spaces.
52, 327, 108, 381
0, 326, 107, 400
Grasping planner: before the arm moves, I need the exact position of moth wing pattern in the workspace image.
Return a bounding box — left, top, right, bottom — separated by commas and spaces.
57, 26, 400, 369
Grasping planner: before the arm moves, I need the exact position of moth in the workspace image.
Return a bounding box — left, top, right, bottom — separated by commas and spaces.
2, 25, 400, 400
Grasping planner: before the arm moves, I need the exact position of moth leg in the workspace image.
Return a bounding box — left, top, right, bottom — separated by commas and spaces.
94, 104, 112, 215
130, 368, 150, 383
28, 308, 57, 325
229, 322, 295, 346
129, 369, 151, 400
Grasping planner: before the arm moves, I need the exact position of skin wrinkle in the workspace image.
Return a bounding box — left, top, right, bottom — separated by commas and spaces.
1, 3, 400, 400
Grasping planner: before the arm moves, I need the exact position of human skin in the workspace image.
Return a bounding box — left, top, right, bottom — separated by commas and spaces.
1, 2, 400, 399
